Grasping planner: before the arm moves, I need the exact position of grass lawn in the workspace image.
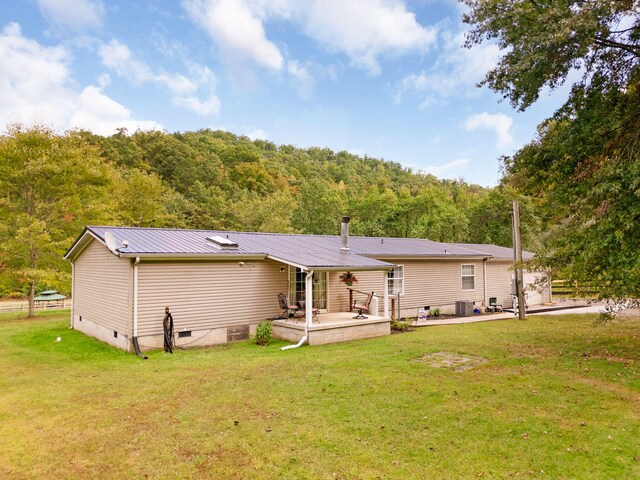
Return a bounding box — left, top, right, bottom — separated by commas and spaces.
1, 310, 639, 479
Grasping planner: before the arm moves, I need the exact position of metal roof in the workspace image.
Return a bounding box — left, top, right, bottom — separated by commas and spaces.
34, 293, 66, 301
349, 237, 484, 257
65, 226, 521, 269
452, 243, 534, 260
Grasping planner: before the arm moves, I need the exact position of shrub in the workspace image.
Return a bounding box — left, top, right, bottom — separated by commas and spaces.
255, 321, 272, 345
7, 292, 25, 300
431, 307, 441, 317
391, 318, 412, 332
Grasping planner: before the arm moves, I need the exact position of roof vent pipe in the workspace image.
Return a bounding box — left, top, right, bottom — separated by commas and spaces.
340, 216, 350, 251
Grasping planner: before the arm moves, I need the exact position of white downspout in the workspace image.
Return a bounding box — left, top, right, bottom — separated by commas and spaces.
281, 269, 313, 351
483, 258, 488, 308
70, 261, 75, 329
133, 257, 140, 337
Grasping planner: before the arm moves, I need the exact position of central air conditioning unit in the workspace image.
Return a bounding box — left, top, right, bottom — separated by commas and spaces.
455, 301, 473, 317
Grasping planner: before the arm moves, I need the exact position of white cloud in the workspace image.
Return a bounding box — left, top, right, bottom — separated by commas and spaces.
463, 112, 514, 150
287, 60, 314, 98
70, 86, 162, 134
419, 158, 469, 177
98, 39, 221, 116
245, 128, 268, 141
182, 0, 435, 75
395, 29, 501, 105
98, 39, 195, 95
0, 23, 161, 135
173, 96, 221, 116
292, 0, 436, 75
182, 0, 284, 70
36, 0, 105, 32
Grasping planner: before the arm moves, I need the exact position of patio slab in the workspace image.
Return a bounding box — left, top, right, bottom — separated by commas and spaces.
414, 300, 605, 327
272, 312, 391, 345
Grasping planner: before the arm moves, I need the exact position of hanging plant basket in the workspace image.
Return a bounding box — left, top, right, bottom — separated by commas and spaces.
339, 272, 358, 286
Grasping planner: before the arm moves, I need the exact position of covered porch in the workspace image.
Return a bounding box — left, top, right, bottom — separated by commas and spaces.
267, 242, 394, 348
272, 312, 391, 346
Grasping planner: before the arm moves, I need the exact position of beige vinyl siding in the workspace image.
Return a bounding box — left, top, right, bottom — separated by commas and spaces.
382, 259, 486, 309
485, 260, 514, 308
327, 270, 385, 313
523, 271, 552, 305
72, 239, 132, 334
136, 259, 287, 336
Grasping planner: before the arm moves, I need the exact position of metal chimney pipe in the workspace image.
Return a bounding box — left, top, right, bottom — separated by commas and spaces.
340, 216, 350, 251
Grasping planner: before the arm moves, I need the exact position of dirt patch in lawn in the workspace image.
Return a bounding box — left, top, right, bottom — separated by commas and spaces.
617, 308, 640, 319
414, 351, 490, 372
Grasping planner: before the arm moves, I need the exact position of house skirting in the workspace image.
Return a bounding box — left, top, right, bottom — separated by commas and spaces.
132, 324, 260, 351
73, 314, 131, 352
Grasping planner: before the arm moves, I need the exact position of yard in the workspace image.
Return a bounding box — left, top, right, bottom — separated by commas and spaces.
1, 310, 639, 479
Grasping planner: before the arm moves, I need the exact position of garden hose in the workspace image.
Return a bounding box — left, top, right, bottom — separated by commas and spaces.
163, 306, 174, 353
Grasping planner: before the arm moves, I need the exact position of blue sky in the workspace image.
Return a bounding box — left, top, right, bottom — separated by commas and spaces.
0, 0, 570, 186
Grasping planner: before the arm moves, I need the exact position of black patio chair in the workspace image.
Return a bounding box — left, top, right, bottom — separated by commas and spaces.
277, 292, 299, 319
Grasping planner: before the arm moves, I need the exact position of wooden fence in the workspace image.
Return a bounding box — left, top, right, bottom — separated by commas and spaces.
0, 300, 70, 313
551, 280, 598, 296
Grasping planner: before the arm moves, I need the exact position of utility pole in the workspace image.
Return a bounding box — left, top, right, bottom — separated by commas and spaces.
512, 200, 526, 319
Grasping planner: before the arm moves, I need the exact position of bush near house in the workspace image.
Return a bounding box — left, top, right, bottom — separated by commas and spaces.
254, 320, 272, 346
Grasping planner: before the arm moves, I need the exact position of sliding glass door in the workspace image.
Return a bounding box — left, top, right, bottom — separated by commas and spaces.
289, 267, 327, 310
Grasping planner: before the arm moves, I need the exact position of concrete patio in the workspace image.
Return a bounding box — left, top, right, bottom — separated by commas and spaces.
414, 300, 603, 327
272, 312, 391, 345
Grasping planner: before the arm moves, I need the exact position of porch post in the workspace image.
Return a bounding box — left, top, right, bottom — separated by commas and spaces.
305, 270, 314, 327
383, 270, 389, 318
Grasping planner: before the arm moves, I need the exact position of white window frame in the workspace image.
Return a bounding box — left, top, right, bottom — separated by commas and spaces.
288, 267, 328, 311
387, 265, 404, 296
461, 264, 475, 291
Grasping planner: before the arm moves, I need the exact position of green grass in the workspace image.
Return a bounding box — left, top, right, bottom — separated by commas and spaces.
1, 310, 639, 479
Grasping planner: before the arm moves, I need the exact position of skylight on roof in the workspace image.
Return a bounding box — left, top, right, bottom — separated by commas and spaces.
206, 235, 239, 249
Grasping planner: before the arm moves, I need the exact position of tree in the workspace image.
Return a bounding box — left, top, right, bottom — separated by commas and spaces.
464, 0, 640, 301
230, 162, 276, 195
464, 0, 640, 110
466, 186, 540, 249
292, 180, 347, 234
182, 181, 229, 230
349, 188, 399, 237
505, 83, 640, 299
114, 169, 182, 227
228, 190, 296, 233
0, 126, 115, 316
133, 130, 202, 195
408, 185, 469, 242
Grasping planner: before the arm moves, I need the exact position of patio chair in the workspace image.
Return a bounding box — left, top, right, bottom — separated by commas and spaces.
487, 297, 503, 313
293, 306, 320, 324
352, 291, 374, 319
277, 292, 299, 319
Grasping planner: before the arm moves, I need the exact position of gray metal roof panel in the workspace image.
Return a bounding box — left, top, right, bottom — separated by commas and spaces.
86, 227, 395, 268
88, 227, 265, 255
348, 237, 486, 257
452, 243, 534, 260
81, 227, 509, 269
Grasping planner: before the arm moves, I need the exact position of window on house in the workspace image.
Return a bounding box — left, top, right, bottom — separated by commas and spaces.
462, 264, 475, 290
387, 266, 404, 295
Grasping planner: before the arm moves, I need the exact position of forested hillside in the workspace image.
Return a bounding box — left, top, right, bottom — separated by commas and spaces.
0, 126, 535, 298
